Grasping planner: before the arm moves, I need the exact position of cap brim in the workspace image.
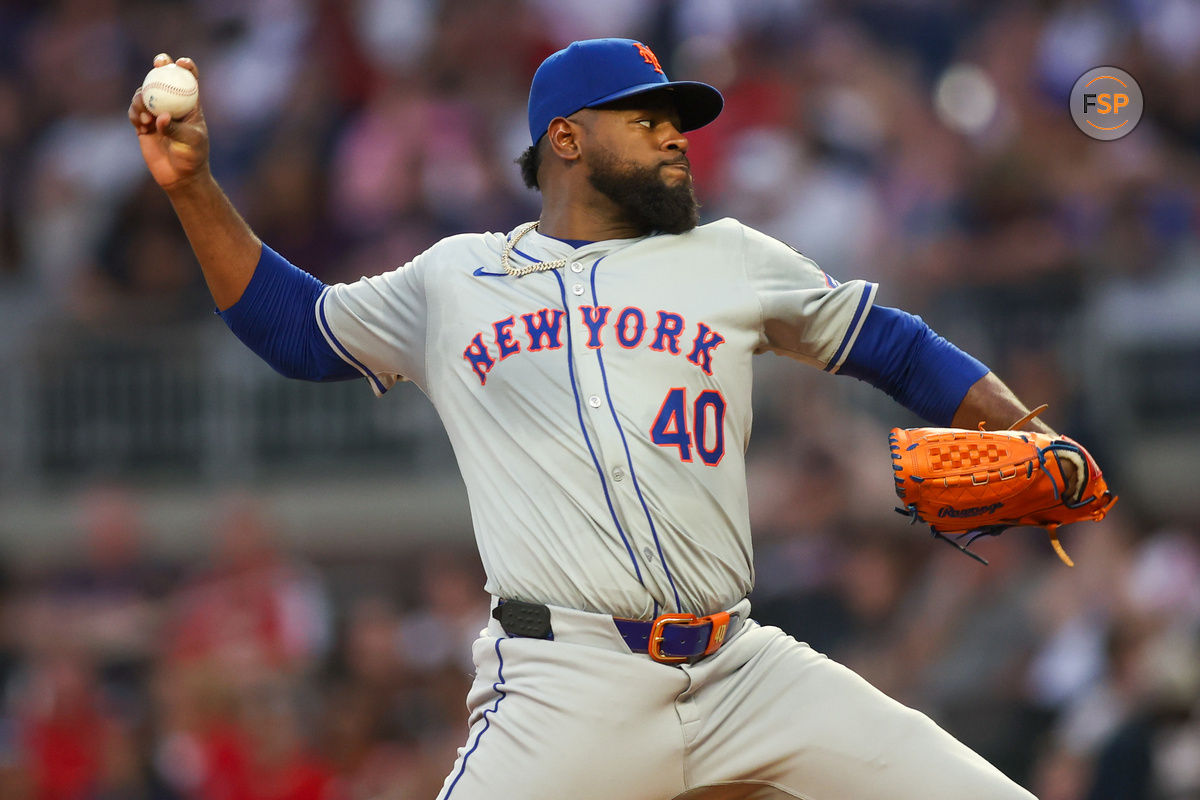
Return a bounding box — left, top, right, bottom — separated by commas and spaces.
586, 80, 724, 132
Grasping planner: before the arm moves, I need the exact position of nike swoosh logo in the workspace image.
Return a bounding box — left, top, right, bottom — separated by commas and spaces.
473, 267, 508, 277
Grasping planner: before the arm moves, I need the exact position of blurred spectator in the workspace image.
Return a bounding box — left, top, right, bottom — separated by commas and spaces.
396, 550, 485, 677
13, 649, 120, 800
163, 496, 331, 676
2, 484, 169, 794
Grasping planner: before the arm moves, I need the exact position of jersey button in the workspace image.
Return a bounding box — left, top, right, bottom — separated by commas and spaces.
588, 395, 602, 408
571, 262, 584, 273
612, 467, 625, 482
572, 283, 585, 296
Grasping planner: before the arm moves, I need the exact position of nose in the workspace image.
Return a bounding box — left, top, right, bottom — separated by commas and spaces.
663, 123, 688, 154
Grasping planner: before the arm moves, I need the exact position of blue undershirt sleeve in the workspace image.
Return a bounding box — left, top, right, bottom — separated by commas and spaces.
838, 305, 988, 426
217, 244, 359, 382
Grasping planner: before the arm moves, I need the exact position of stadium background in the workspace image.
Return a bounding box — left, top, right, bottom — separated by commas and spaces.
0, 0, 1198, 798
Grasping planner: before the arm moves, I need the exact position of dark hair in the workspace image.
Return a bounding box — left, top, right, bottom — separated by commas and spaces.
517, 142, 542, 190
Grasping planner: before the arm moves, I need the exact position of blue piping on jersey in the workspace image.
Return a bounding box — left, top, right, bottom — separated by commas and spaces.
317, 290, 389, 394
443, 637, 507, 798
542, 235, 595, 248
823, 283, 873, 374
546, 267, 647, 587
588, 258, 684, 613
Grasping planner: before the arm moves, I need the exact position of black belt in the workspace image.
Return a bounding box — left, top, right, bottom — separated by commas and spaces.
493, 600, 736, 665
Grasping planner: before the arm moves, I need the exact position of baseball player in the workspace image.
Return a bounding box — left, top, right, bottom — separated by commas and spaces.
128, 40, 1060, 799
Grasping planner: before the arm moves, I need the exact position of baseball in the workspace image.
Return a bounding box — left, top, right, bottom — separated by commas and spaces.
141, 63, 198, 119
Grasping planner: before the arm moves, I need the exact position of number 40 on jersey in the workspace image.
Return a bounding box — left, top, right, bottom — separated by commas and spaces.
650, 387, 726, 466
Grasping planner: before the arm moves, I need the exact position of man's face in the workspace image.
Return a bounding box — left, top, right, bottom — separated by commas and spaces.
577, 97, 700, 234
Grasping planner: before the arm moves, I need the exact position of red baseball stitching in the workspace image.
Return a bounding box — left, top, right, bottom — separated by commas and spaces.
143, 81, 196, 97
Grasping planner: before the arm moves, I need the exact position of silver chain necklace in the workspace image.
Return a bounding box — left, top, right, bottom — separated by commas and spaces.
500, 221, 569, 277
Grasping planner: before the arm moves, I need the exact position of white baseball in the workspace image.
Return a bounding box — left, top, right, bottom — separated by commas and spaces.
141, 63, 198, 119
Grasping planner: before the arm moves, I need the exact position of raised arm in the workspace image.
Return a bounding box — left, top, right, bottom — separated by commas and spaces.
128, 54, 357, 384
127, 53, 259, 310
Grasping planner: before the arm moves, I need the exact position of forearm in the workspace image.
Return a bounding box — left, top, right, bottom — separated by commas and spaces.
164, 170, 261, 310
951, 372, 1057, 435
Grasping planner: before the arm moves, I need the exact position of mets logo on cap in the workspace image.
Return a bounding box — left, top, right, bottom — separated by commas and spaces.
634, 42, 664, 74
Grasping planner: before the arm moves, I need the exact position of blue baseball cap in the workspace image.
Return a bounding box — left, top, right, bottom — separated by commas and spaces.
527, 38, 724, 144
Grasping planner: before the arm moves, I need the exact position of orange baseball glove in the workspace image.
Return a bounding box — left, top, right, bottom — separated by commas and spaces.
889, 408, 1117, 566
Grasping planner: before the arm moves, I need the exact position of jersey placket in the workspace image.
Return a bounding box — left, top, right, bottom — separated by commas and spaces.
568, 251, 683, 612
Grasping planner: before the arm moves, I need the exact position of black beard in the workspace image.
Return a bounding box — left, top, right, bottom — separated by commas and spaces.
586, 148, 700, 235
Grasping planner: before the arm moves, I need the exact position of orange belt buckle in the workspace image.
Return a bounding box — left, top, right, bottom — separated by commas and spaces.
646, 611, 733, 664
647, 613, 697, 664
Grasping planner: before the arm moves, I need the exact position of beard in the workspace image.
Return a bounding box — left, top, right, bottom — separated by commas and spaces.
586, 147, 700, 235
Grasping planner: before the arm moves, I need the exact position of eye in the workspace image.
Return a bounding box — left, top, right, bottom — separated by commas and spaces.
636, 119, 653, 128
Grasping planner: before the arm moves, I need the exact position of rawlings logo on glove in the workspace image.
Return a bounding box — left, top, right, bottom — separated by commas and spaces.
889, 406, 1117, 566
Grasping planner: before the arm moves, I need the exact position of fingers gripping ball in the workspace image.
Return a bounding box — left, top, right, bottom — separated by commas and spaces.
141, 63, 198, 119
889, 420, 1117, 566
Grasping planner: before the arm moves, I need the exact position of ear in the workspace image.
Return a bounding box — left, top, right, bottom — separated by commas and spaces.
546, 117, 582, 162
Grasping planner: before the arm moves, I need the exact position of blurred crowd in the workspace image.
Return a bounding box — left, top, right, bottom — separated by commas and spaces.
0, 0, 1198, 798
0, 487, 489, 799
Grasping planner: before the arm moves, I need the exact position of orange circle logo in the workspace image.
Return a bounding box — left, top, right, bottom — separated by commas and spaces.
1070, 67, 1143, 141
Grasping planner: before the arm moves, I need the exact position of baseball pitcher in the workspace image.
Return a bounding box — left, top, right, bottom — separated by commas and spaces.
129, 39, 1109, 800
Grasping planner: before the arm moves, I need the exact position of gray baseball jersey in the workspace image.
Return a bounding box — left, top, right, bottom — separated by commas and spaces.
313, 218, 1036, 800
317, 218, 875, 620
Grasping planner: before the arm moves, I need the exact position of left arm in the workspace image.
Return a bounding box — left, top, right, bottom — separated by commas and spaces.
839, 306, 1079, 489
739, 231, 1060, 435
